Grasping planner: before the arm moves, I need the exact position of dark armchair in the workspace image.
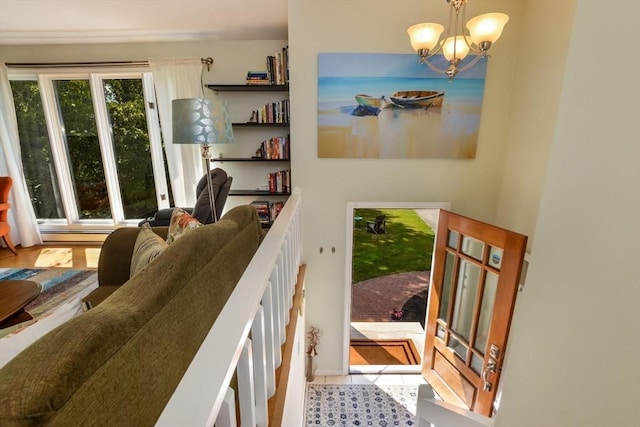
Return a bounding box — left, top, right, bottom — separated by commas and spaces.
138, 168, 232, 227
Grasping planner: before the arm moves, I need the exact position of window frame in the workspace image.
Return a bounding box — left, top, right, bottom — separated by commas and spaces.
8, 66, 170, 233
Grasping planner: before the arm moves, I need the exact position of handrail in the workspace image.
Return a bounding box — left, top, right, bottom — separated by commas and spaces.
156, 188, 302, 426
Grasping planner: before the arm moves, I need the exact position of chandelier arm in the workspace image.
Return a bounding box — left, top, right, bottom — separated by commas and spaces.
459, 3, 485, 54
456, 54, 485, 73
422, 57, 450, 75
452, 2, 462, 60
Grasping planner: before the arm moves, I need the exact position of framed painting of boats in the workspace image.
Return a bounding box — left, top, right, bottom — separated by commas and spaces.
317, 52, 487, 159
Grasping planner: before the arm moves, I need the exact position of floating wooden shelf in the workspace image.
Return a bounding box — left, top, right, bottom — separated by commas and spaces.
206, 84, 289, 92
212, 158, 290, 162
230, 190, 290, 196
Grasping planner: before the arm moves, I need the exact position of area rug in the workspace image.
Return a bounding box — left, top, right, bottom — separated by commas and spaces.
305, 383, 418, 426
0, 268, 98, 334
350, 339, 421, 366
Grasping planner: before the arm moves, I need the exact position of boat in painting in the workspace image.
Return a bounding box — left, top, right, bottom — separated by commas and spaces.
387, 90, 445, 109
353, 94, 384, 115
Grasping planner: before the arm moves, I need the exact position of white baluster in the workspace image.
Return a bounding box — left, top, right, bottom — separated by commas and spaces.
261, 282, 276, 397
238, 339, 256, 427
214, 387, 237, 427
251, 306, 268, 427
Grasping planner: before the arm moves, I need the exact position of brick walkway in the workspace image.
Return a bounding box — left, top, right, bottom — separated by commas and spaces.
351, 271, 430, 323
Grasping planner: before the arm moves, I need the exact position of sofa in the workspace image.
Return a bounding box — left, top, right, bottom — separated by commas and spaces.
0, 205, 264, 426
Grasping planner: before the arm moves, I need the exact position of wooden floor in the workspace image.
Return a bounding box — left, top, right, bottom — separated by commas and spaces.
0, 244, 101, 270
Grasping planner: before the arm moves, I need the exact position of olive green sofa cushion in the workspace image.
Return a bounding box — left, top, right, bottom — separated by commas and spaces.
0, 205, 263, 426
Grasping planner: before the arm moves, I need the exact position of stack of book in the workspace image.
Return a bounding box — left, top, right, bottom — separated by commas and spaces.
246, 46, 289, 86
266, 46, 289, 85
268, 169, 291, 194
246, 71, 271, 85
250, 201, 272, 225
249, 200, 286, 226
271, 201, 285, 221
258, 135, 290, 159
248, 100, 289, 124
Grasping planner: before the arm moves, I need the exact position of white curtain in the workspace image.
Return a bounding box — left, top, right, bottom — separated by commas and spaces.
0, 62, 42, 247
149, 57, 205, 207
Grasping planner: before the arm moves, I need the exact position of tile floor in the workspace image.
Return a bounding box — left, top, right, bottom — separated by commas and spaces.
310, 373, 428, 387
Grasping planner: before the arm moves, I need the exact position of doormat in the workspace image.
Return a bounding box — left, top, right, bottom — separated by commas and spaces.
350, 338, 421, 365
305, 383, 418, 426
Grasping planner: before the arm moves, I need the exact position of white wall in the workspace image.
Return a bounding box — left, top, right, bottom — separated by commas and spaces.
0, 39, 289, 216
288, 0, 526, 374
0, 40, 287, 80
495, 0, 640, 425
494, 0, 576, 251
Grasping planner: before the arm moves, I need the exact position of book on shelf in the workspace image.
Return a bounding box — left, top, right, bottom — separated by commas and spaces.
271, 201, 285, 221
247, 71, 268, 78
268, 169, 291, 194
259, 135, 290, 160
244, 46, 289, 86
248, 100, 290, 124
265, 46, 289, 85
246, 78, 272, 85
249, 200, 286, 225
250, 200, 272, 224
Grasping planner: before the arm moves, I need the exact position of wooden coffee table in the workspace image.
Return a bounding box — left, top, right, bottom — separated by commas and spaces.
0, 280, 41, 328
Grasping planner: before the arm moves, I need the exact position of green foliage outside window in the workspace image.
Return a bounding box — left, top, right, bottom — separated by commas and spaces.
10, 77, 160, 221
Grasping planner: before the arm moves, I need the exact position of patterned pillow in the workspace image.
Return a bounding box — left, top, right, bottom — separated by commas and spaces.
130, 224, 169, 277
166, 207, 203, 244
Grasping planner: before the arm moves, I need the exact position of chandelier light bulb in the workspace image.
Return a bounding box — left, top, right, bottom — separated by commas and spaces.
442, 36, 470, 62
466, 12, 509, 46
407, 23, 445, 52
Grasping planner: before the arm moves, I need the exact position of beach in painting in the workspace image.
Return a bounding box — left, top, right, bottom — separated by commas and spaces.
317, 53, 486, 159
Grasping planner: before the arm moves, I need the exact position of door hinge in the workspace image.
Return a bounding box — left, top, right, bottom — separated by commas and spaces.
518, 258, 530, 292
148, 101, 156, 109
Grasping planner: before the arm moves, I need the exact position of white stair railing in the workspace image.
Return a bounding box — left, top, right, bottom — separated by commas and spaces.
156, 188, 303, 427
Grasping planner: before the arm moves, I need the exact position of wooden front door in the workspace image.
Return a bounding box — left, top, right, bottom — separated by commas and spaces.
422, 210, 527, 416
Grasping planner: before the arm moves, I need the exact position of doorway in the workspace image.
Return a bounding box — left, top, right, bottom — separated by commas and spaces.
344, 202, 450, 373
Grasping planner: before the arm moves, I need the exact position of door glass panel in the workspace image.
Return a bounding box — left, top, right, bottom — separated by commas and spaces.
488, 246, 503, 269
54, 79, 111, 219
447, 230, 459, 249
474, 271, 499, 353
448, 335, 468, 361
471, 353, 484, 375
103, 78, 157, 219
438, 252, 456, 322
10, 80, 65, 219
451, 260, 481, 340
436, 324, 446, 340
461, 235, 484, 261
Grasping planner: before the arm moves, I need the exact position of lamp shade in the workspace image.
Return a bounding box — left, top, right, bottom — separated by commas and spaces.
442, 36, 470, 62
466, 12, 509, 45
172, 97, 234, 145
407, 23, 445, 52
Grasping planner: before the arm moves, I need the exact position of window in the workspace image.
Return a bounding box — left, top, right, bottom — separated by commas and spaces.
10, 70, 170, 232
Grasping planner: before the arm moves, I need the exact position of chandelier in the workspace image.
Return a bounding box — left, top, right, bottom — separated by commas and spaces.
407, 0, 509, 80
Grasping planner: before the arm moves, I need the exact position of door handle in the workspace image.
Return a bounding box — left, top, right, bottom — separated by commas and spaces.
482, 359, 497, 391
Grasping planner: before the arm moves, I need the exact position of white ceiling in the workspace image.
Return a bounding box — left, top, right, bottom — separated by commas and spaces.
0, 0, 288, 45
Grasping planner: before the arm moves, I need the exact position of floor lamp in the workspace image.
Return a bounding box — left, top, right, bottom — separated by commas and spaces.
172, 97, 234, 222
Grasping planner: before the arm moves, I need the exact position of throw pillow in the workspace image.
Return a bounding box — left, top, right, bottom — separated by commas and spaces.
130, 224, 169, 277
166, 207, 203, 244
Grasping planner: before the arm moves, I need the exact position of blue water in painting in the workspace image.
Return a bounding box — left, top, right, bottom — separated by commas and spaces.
316, 53, 486, 158
318, 76, 484, 111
